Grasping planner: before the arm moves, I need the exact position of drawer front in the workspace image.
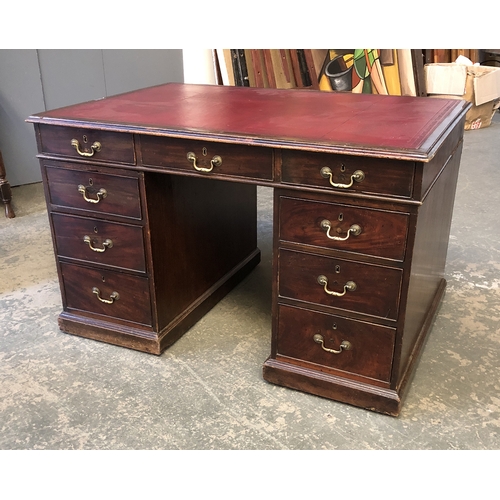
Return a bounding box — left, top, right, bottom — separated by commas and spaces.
38, 124, 136, 164
281, 150, 414, 198
277, 304, 396, 382
52, 213, 146, 272
45, 165, 142, 219
60, 263, 152, 325
140, 136, 273, 180
279, 249, 402, 320
279, 196, 409, 261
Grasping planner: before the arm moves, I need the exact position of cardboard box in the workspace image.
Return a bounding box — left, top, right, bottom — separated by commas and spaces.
425, 63, 500, 130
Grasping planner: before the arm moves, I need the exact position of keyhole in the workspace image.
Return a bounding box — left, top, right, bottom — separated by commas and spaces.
93, 226, 98, 234
101, 276, 106, 282
330, 323, 337, 341
335, 265, 341, 274
89, 178, 93, 186
83, 135, 88, 143
340, 164, 346, 172
338, 213, 344, 221
202, 147, 208, 156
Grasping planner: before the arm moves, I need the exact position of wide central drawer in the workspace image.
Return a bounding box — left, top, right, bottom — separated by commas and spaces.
60, 262, 152, 326
52, 213, 146, 273
44, 164, 142, 220
278, 249, 402, 320
277, 304, 396, 382
281, 149, 414, 198
140, 136, 273, 180
279, 195, 410, 261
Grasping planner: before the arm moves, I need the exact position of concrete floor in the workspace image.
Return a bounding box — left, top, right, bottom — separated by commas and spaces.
1, 113, 499, 454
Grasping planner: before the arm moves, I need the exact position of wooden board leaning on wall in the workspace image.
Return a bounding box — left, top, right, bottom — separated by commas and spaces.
213, 49, 427, 97
425, 49, 481, 64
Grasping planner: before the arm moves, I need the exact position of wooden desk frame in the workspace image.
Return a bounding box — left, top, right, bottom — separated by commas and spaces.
28, 83, 469, 415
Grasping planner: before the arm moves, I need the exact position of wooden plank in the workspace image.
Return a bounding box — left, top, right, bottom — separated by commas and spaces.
269, 50, 295, 89
263, 50, 277, 88
303, 49, 320, 89
250, 49, 268, 88
290, 50, 306, 87
411, 49, 427, 97
244, 49, 256, 87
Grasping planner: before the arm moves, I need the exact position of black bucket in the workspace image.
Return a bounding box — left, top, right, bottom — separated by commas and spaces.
325, 55, 352, 92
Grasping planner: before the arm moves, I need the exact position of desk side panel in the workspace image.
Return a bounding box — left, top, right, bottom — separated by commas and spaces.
395, 140, 463, 388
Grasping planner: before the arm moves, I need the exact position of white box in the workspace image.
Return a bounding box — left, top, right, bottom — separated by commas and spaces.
425, 63, 500, 129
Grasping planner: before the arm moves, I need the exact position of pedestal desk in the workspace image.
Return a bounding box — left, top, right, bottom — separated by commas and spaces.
27, 83, 470, 416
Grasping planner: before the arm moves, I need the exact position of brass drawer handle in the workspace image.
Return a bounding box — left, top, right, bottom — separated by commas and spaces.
83, 235, 113, 253
313, 334, 352, 354
317, 275, 357, 297
187, 152, 222, 173
321, 220, 362, 241
71, 138, 101, 157
92, 287, 119, 304
77, 184, 107, 203
320, 167, 365, 188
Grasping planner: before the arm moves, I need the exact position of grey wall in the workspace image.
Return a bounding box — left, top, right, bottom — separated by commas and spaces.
0, 49, 184, 187
0, 50, 45, 188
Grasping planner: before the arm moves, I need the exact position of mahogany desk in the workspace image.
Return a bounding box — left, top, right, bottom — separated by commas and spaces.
27, 83, 470, 416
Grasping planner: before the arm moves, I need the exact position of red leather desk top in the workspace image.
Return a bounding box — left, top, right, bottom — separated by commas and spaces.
28, 83, 469, 161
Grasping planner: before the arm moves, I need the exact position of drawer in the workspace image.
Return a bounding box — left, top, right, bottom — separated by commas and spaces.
52, 213, 146, 273
60, 262, 152, 326
281, 150, 414, 198
279, 249, 402, 320
38, 124, 136, 164
279, 196, 409, 261
277, 304, 396, 382
45, 165, 142, 219
140, 136, 273, 180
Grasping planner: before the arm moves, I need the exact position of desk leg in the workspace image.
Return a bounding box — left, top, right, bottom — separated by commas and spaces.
0, 151, 15, 218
